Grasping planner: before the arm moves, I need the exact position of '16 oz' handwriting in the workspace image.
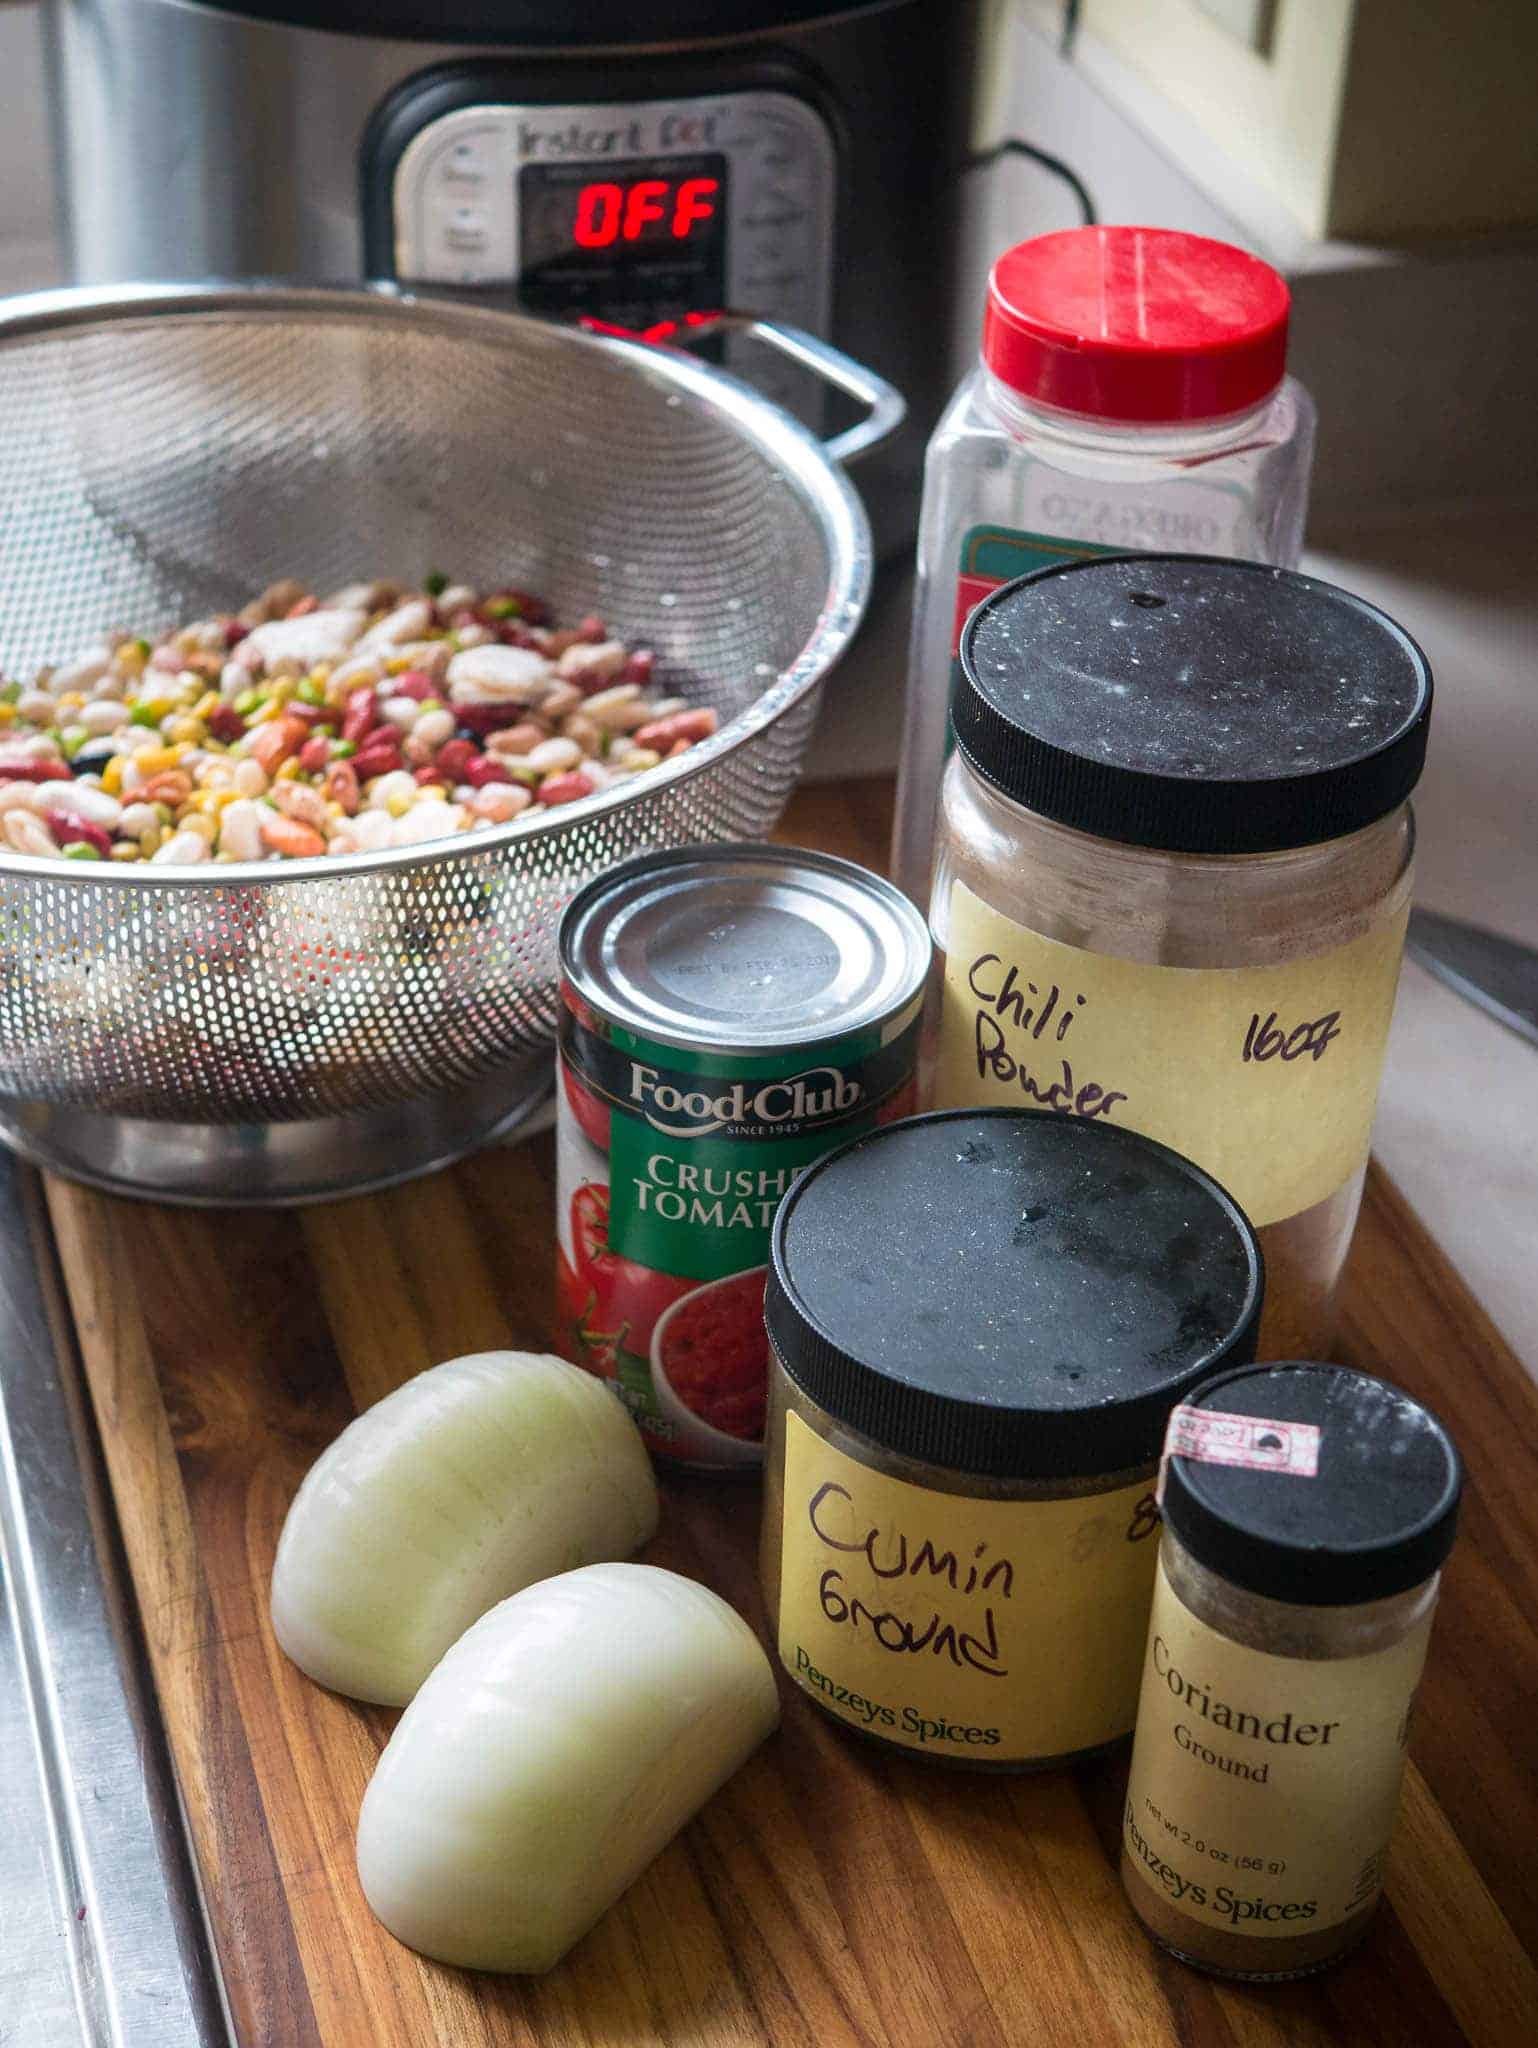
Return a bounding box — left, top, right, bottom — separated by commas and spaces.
1242, 1009, 1343, 1064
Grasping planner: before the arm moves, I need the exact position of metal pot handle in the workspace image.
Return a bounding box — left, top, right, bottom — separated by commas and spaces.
606, 311, 906, 466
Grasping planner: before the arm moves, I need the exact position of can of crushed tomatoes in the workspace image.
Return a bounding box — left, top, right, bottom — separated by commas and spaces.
556, 844, 931, 1469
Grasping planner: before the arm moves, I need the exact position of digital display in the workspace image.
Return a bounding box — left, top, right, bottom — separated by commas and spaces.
517, 151, 729, 324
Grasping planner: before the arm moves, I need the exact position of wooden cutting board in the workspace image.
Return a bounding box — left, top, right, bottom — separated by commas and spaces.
41, 782, 1538, 2048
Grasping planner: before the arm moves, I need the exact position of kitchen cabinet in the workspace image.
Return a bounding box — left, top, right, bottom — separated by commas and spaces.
1076, 0, 1538, 237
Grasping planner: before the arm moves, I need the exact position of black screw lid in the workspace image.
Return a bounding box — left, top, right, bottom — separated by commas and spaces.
1160, 1363, 1462, 1605
767, 1107, 1263, 1481
953, 555, 1433, 855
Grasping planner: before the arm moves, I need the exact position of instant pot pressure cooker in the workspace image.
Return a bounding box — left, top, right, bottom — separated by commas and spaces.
43, 1, 982, 555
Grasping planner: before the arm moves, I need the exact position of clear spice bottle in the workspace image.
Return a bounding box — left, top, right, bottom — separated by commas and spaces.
759, 1106, 1263, 1770
1122, 1362, 1461, 1979
928, 554, 1432, 1362
892, 224, 1315, 903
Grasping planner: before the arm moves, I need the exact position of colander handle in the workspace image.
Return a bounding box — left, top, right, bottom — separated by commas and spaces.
660, 313, 907, 466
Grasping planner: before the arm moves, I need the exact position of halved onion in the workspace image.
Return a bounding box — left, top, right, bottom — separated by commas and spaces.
356, 1562, 779, 1972
270, 1350, 658, 1705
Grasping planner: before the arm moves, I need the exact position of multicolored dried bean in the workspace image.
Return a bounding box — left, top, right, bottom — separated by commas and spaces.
0, 577, 720, 864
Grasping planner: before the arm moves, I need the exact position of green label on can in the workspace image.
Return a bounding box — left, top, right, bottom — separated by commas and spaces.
567, 1019, 919, 1282
608, 1114, 845, 1282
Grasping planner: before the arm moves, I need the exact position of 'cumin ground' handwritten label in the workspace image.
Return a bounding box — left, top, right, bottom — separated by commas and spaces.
936, 883, 1409, 1229
777, 1412, 1161, 1762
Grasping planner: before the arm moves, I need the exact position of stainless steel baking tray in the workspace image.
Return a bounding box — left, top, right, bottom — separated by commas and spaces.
0, 1156, 227, 2046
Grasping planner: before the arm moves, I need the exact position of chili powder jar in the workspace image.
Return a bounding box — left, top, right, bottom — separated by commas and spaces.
930, 555, 1432, 1362
760, 1106, 1263, 1768
1122, 1362, 1461, 1979
557, 844, 930, 1470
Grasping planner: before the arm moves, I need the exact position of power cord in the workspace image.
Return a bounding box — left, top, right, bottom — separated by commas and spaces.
968, 137, 1098, 227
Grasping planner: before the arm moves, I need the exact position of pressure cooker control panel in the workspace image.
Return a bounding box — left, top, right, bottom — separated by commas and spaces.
390, 91, 835, 403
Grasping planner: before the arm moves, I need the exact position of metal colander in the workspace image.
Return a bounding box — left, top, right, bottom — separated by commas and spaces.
0, 285, 893, 1204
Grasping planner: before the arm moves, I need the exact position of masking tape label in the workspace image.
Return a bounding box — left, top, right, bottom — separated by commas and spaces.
936, 881, 1408, 1228
777, 1410, 1162, 1762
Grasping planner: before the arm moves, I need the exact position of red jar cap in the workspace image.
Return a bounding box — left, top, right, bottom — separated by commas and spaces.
983, 226, 1290, 423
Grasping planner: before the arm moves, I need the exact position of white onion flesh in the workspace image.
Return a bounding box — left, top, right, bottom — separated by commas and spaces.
356, 1563, 779, 1972
270, 1351, 658, 1706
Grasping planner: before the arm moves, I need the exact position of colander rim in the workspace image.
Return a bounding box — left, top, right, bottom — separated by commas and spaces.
0, 280, 871, 889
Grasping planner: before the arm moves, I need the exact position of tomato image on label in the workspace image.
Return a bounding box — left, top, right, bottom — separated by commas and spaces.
561, 1182, 693, 1380
652, 1268, 771, 1445
554, 1000, 926, 1467
561, 1059, 611, 1150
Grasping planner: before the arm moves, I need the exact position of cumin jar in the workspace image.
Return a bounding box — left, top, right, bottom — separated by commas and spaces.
929, 555, 1432, 1363
759, 1106, 1263, 1769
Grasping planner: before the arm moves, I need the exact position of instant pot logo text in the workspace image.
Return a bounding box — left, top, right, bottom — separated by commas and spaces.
629, 1061, 860, 1137
517, 111, 721, 159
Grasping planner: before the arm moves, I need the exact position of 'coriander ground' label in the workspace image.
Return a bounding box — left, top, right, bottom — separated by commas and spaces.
1123, 1557, 1432, 1939
776, 1410, 1162, 1762
936, 881, 1408, 1229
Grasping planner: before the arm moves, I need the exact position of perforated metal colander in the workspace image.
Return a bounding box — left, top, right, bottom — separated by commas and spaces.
0, 285, 893, 1204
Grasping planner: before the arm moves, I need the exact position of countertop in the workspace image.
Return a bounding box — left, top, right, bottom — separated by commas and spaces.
1309, 511, 1538, 1380
35, 781, 1538, 2048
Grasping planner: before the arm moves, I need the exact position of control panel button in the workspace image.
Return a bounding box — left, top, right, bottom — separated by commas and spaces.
444, 204, 488, 249
443, 141, 486, 183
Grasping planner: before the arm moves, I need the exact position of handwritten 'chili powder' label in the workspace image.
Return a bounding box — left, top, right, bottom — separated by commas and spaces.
776, 1411, 1162, 1762
936, 882, 1409, 1229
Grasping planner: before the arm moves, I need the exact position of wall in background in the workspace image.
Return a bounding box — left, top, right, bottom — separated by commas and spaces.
1002, 1, 1538, 531
0, 4, 58, 290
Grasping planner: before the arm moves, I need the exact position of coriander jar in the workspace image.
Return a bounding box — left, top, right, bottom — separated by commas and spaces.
929, 555, 1433, 1363
759, 1106, 1263, 1769
1122, 1362, 1461, 1980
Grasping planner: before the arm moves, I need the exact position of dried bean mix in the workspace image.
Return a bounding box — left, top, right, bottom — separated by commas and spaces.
0, 575, 716, 864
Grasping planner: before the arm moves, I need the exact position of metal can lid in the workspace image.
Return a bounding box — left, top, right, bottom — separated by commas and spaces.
1159, 1362, 1462, 1606
767, 1107, 1264, 1482
558, 843, 932, 1053
954, 555, 1433, 855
